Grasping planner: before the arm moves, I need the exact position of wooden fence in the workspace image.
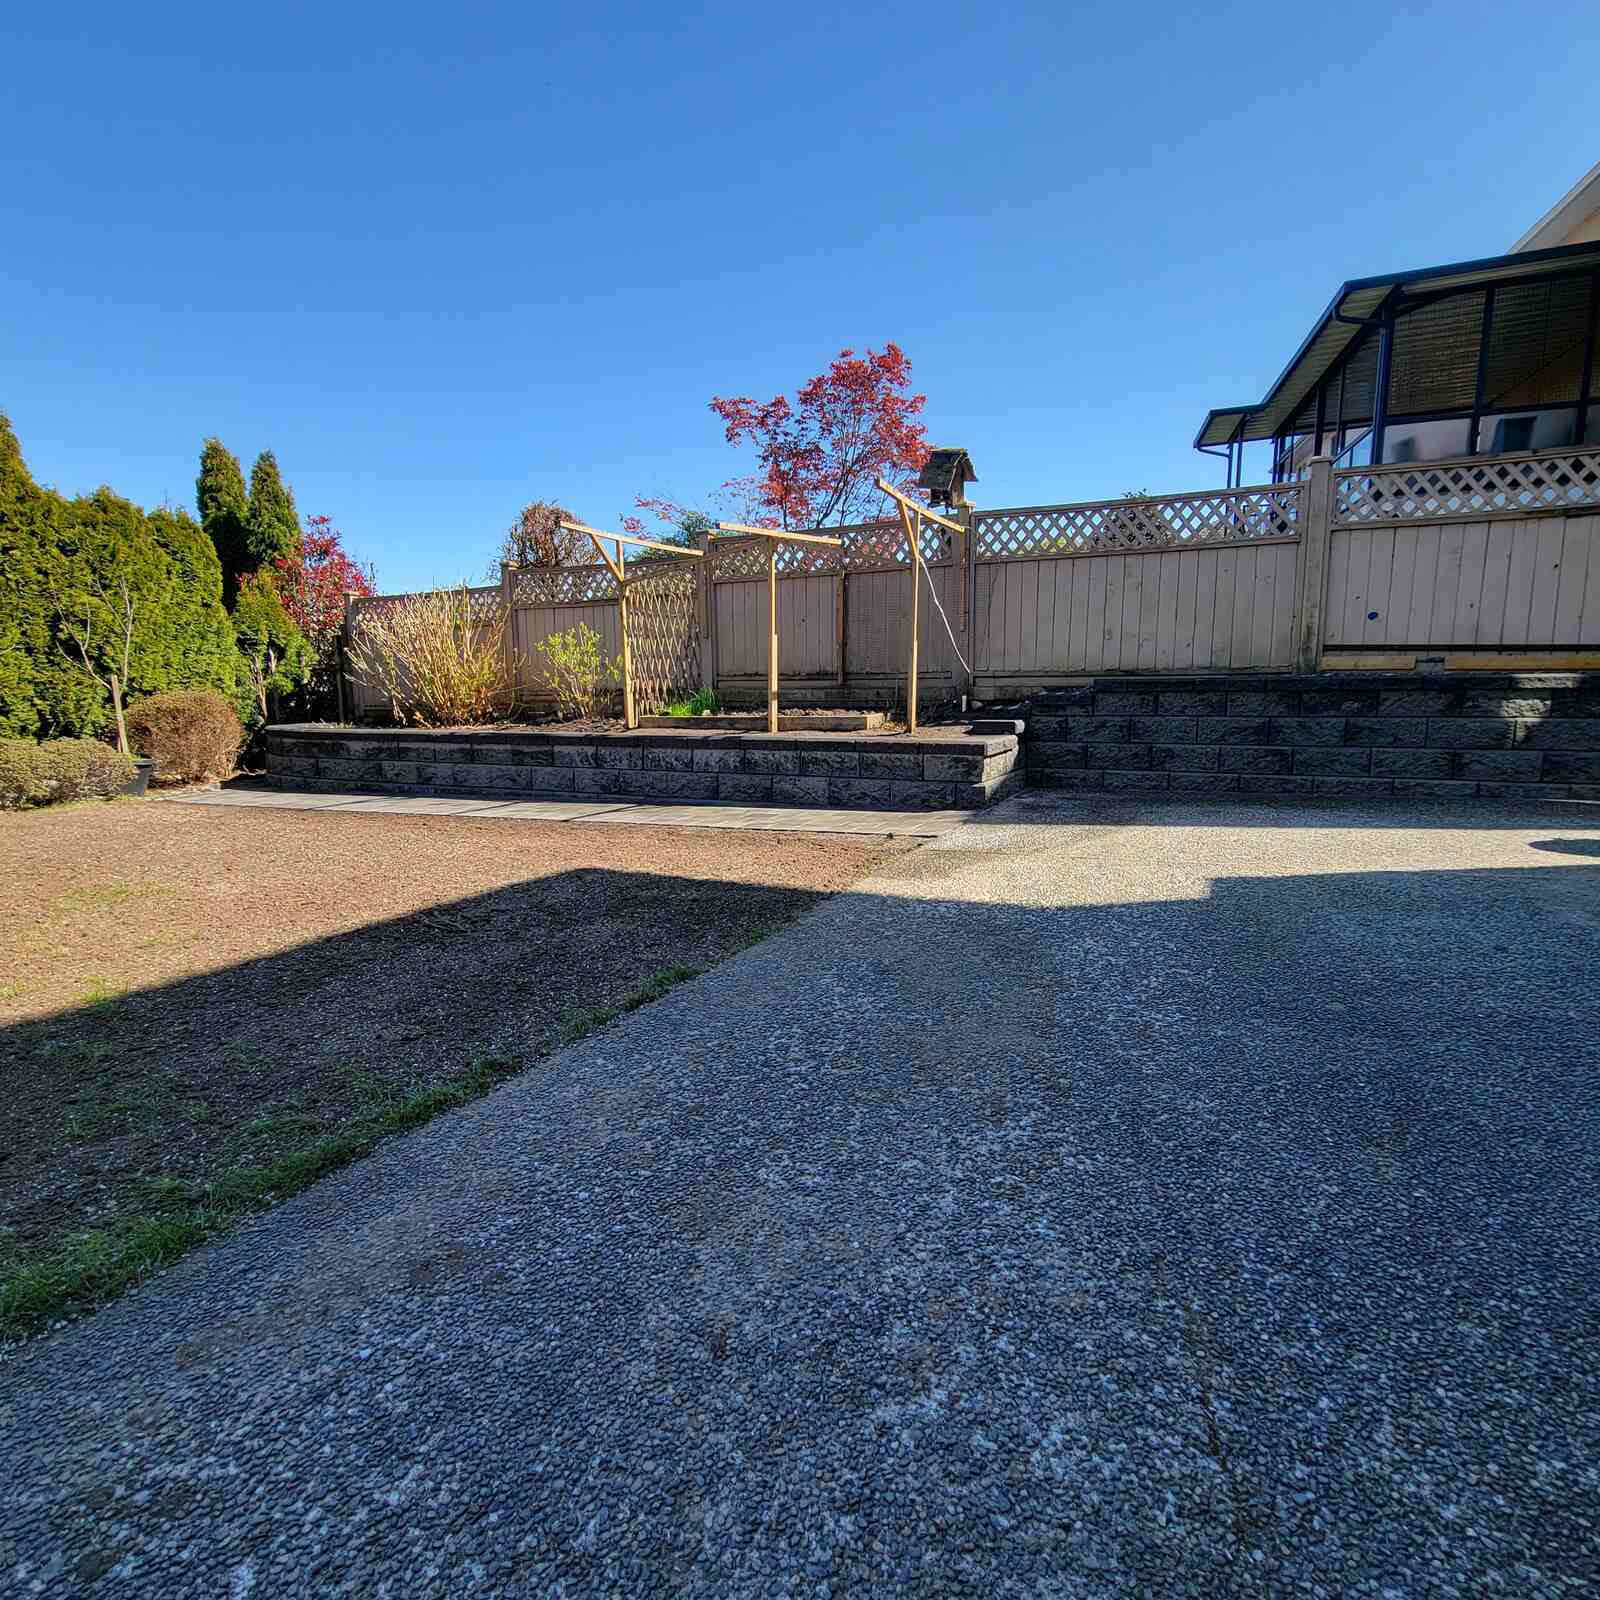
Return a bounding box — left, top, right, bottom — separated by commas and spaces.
344, 446, 1600, 717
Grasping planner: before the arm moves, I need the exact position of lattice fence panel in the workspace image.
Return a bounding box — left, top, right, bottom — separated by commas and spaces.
710, 521, 951, 580
513, 564, 619, 605
1333, 449, 1600, 524
974, 486, 1301, 559
626, 563, 701, 715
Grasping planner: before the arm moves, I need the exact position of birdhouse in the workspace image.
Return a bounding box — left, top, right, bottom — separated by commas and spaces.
916, 447, 978, 509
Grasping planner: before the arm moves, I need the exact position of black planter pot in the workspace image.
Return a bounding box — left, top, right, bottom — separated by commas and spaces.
121, 758, 154, 798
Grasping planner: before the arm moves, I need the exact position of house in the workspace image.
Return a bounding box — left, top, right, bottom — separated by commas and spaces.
1196, 162, 1600, 486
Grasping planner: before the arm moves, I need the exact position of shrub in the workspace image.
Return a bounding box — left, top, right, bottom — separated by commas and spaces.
347, 585, 512, 727
125, 692, 243, 782
0, 738, 135, 809
533, 623, 621, 721
231, 572, 313, 722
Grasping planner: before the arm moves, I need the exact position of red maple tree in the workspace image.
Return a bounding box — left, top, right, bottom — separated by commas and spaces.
274, 515, 376, 651
709, 344, 929, 529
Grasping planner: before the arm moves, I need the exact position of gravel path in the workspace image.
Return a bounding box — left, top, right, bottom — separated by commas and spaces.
4, 794, 1599, 1596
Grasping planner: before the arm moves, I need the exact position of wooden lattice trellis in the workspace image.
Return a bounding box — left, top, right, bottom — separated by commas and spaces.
624, 561, 702, 716
972, 485, 1301, 559
512, 564, 618, 605
1332, 448, 1600, 525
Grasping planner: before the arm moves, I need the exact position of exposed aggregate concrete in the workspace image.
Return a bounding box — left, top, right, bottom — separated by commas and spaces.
4, 794, 1599, 1596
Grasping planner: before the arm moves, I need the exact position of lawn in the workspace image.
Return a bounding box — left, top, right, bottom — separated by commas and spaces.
0, 797, 911, 1335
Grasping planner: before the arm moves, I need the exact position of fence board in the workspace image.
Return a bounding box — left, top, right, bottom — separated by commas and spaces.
1325, 514, 1600, 647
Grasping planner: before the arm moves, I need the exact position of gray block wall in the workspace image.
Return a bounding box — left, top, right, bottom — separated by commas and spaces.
1019, 673, 1600, 802
264, 726, 1021, 811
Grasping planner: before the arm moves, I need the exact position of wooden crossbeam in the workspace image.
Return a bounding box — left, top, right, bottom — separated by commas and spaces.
712, 522, 844, 546
873, 478, 963, 535
558, 520, 706, 558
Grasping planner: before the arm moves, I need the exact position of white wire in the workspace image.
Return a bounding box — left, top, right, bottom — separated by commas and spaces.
907, 511, 973, 679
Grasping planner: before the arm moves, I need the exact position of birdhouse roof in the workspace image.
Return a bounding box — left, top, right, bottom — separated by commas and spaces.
916, 448, 977, 493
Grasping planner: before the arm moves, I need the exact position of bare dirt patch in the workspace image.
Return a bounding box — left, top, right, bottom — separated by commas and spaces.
0, 798, 910, 1291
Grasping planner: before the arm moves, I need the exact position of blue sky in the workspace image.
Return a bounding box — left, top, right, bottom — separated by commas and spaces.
4, 1, 1596, 593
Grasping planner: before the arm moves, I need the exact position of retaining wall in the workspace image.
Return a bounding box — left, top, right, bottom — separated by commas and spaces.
1018, 671, 1600, 802
264, 725, 1022, 811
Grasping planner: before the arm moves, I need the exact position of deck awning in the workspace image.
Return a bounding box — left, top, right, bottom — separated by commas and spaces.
1194, 238, 1600, 449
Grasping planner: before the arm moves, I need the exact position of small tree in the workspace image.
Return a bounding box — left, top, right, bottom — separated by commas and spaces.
54, 574, 136, 753
533, 623, 621, 721
232, 572, 313, 723
709, 344, 930, 529
621, 497, 716, 548
274, 514, 375, 713
197, 438, 250, 603
495, 500, 590, 573
245, 450, 301, 570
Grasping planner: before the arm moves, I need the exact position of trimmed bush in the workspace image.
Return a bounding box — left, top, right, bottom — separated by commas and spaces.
0, 738, 135, 809
125, 692, 243, 783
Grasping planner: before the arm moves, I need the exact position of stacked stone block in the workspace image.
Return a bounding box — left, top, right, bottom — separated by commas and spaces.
1024, 674, 1600, 803
265, 727, 1022, 811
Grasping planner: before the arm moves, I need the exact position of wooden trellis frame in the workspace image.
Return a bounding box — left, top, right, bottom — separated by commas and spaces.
713, 523, 845, 733
558, 521, 704, 729
873, 480, 964, 731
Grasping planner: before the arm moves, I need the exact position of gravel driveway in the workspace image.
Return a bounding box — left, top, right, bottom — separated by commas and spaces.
4, 794, 1598, 1597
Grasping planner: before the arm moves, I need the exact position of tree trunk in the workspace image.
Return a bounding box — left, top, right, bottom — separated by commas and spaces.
109, 673, 130, 756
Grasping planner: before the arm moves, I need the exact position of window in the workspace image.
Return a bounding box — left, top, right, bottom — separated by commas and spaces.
1475, 409, 1577, 455
1380, 417, 1473, 464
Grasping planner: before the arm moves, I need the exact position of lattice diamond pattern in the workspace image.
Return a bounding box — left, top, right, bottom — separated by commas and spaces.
1333, 449, 1600, 524
513, 565, 619, 605
625, 563, 701, 715
974, 487, 1301, 559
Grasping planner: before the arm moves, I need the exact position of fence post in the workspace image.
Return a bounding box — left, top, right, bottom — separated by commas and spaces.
696, 543, 716, 693
1294, 456, 1334, 673
618, 550, 637, 728
339, 592, 355, 722
954, 504, 977, 707
499, 562, 518, 711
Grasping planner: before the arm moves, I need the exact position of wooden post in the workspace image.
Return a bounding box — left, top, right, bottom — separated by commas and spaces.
499, 561, 518, 713
955, 504, 976, 707
338, 592, 353, 722
766, 540, 779, 734
834, 569, 847, 693
1294, 455, 1335, 673
902, 505, 921, 731
618, 546, 636, 728
697, 542, 717, 695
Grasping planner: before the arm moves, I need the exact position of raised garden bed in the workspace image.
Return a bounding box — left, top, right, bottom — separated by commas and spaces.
639, 711, 886, 733
265, 722, 1023, 810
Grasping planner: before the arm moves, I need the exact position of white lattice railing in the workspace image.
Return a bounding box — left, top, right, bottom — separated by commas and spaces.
710, 519, 952, 581
1333, 448, 1600, 524
973, 484, 1301, 560
351, 585, 502, 622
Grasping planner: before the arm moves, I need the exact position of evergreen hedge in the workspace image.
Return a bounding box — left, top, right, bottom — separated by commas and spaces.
0, 415, 240, 741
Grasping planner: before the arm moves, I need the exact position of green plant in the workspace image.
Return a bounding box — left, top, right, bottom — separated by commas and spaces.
0, 414, 238, 742
197, 438, 250, 604
244, 449, 301, 570
0, 738, 135, 809
665, 686, 721, 717
125, 691, 243, 782
348, 584, 513, 727
532, 622, 620, 721
231, 572, 313, 721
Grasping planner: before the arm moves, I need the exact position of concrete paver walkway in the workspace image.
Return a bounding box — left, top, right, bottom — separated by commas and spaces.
4, 794, 1599, 1596
166, 784, 972, 836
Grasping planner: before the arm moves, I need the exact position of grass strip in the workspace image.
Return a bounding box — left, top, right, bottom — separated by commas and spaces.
0, 963, 704, 1339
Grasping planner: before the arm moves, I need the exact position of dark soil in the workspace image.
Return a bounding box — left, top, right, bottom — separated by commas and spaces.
0, 800, 910, 1259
